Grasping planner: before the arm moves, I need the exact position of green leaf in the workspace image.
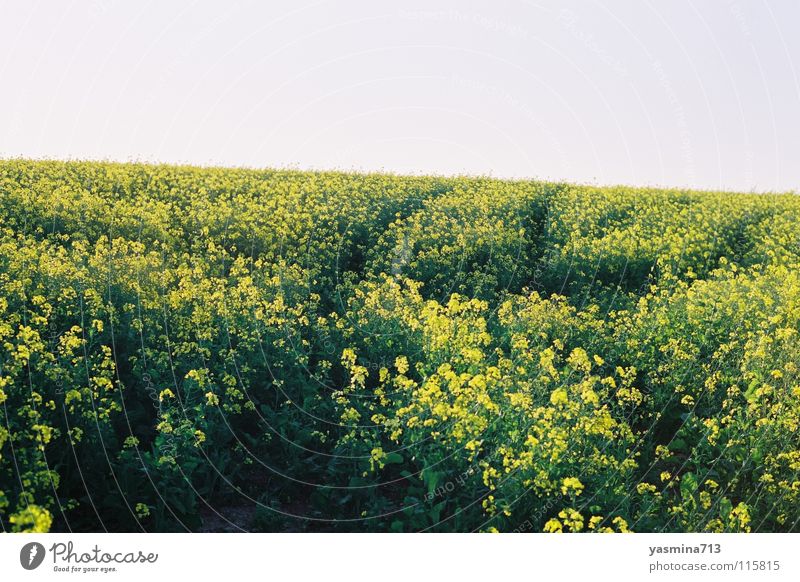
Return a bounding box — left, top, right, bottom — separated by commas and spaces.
421, 469, 442, 495
719, 497, 733, 521
680, 471, 698, 502
669, 438, 687, 453
384, 452, 404, 465
744, 379, 760, 403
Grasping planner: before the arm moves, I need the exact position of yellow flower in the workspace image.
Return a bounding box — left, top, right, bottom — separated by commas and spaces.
543, 518, 563, 533
135, 503, 150, 518
395, 356, 409, 375
730, 503, 751, 532
636, 482, 657, 495
567, 347, 592, 373
612, 517, 631, 533
9, 505, 53, 533
550, 388, 569, 406
561, 477, 584, 497
369, 447, 386, 471
558, 508, 584, 532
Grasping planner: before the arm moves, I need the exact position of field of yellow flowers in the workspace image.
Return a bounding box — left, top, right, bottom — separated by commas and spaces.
1, 160, 798, 532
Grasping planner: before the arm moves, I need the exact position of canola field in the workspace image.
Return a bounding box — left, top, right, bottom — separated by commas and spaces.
0, 160, 798, 532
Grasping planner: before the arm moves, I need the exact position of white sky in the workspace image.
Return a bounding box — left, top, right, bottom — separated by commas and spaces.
1, 0, 798, 192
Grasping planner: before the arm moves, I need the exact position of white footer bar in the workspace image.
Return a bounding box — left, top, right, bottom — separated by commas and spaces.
1, 533, 796, 581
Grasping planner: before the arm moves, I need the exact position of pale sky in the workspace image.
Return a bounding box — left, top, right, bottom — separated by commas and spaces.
1, 0, 798, 192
